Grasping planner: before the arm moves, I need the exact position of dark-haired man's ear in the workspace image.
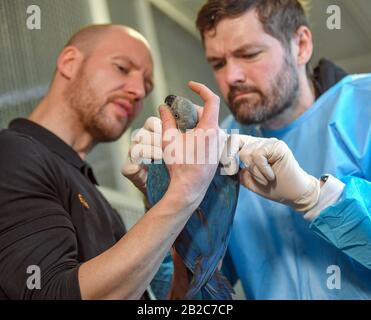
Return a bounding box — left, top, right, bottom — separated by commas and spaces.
293, 25, 313, 67
56, 46, 84, 80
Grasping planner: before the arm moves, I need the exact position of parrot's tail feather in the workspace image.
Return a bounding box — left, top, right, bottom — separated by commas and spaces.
184, 260, 234, 300
204, 269, 235, 300
168, 248, 193, 300
184, 257, 211, 299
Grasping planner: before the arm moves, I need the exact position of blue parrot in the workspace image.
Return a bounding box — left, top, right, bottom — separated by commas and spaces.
147, 95, 240, 300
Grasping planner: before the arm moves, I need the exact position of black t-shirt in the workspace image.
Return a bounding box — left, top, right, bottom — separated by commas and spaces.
0, 118, 127, 299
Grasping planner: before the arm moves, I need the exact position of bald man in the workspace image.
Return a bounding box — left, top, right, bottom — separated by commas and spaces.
0, 24, 224, 299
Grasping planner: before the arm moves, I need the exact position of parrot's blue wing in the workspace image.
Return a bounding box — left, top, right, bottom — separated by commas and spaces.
147, 162, 239, 300
146, 162, 170, 204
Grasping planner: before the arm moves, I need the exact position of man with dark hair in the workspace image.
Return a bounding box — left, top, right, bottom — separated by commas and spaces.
0, 24, 225, 299
194, 0, 371, 299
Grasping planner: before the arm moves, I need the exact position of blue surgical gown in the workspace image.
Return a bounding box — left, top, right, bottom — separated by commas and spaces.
222, 74, 371, 299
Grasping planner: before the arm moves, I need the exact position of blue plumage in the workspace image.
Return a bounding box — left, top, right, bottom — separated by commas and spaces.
147, 95, 239, 299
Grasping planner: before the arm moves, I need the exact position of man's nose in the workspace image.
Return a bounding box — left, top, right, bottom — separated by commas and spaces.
225, 61, 246, 86
124, 72, 146, 101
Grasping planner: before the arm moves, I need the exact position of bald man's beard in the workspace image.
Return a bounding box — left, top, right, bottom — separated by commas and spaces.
227, 55, 299, 125
63, 68, 128, 143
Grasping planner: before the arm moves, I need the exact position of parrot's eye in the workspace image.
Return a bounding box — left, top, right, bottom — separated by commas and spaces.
174, 113, 179, 119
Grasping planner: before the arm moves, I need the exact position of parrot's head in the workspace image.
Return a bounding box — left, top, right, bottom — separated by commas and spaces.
165, 95, 198, 132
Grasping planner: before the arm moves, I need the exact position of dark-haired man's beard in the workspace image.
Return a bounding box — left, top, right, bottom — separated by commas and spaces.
64, 68, 128, 143
227, 56, 299, 126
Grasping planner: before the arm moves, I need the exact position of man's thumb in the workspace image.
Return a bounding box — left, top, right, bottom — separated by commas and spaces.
159, 104, 177, 133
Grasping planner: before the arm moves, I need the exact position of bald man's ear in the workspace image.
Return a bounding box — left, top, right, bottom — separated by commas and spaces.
292, 26, 313, 67
56, 46, 84, 79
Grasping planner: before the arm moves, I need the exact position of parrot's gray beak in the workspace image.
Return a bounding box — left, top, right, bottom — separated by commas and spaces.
165, 95, 176, 108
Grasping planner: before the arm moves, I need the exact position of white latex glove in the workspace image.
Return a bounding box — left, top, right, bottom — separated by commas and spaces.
224, 135, 321, 212
219, 134, 242, 176
121, 117, 163, 194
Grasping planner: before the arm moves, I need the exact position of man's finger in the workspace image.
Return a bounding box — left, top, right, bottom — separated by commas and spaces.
188, 81, 220, 127
133, 129, 162, 148
239, 169, 258, 192
250, 164, 269, 186
121, 161, 141, 177
194, 104, 204, 120
143, 116, 162, 134
130, 143, 163, 163
220, 134, 240, 175
159, 104, 177, 133
140, 145, 163, 161
251, 152, 275, 182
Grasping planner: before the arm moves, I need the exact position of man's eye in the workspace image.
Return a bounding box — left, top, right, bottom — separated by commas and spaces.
244, 52, 261, 59
145, 80, 154, 95
212, 62, 225, 71
116, 64, 129, 74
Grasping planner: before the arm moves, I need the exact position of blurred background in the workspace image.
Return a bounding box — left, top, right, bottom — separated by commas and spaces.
0, 0, 370, 298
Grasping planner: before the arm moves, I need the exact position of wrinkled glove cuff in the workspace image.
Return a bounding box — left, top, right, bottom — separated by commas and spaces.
304, 175, 345, 221
294, 175, 321, 212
